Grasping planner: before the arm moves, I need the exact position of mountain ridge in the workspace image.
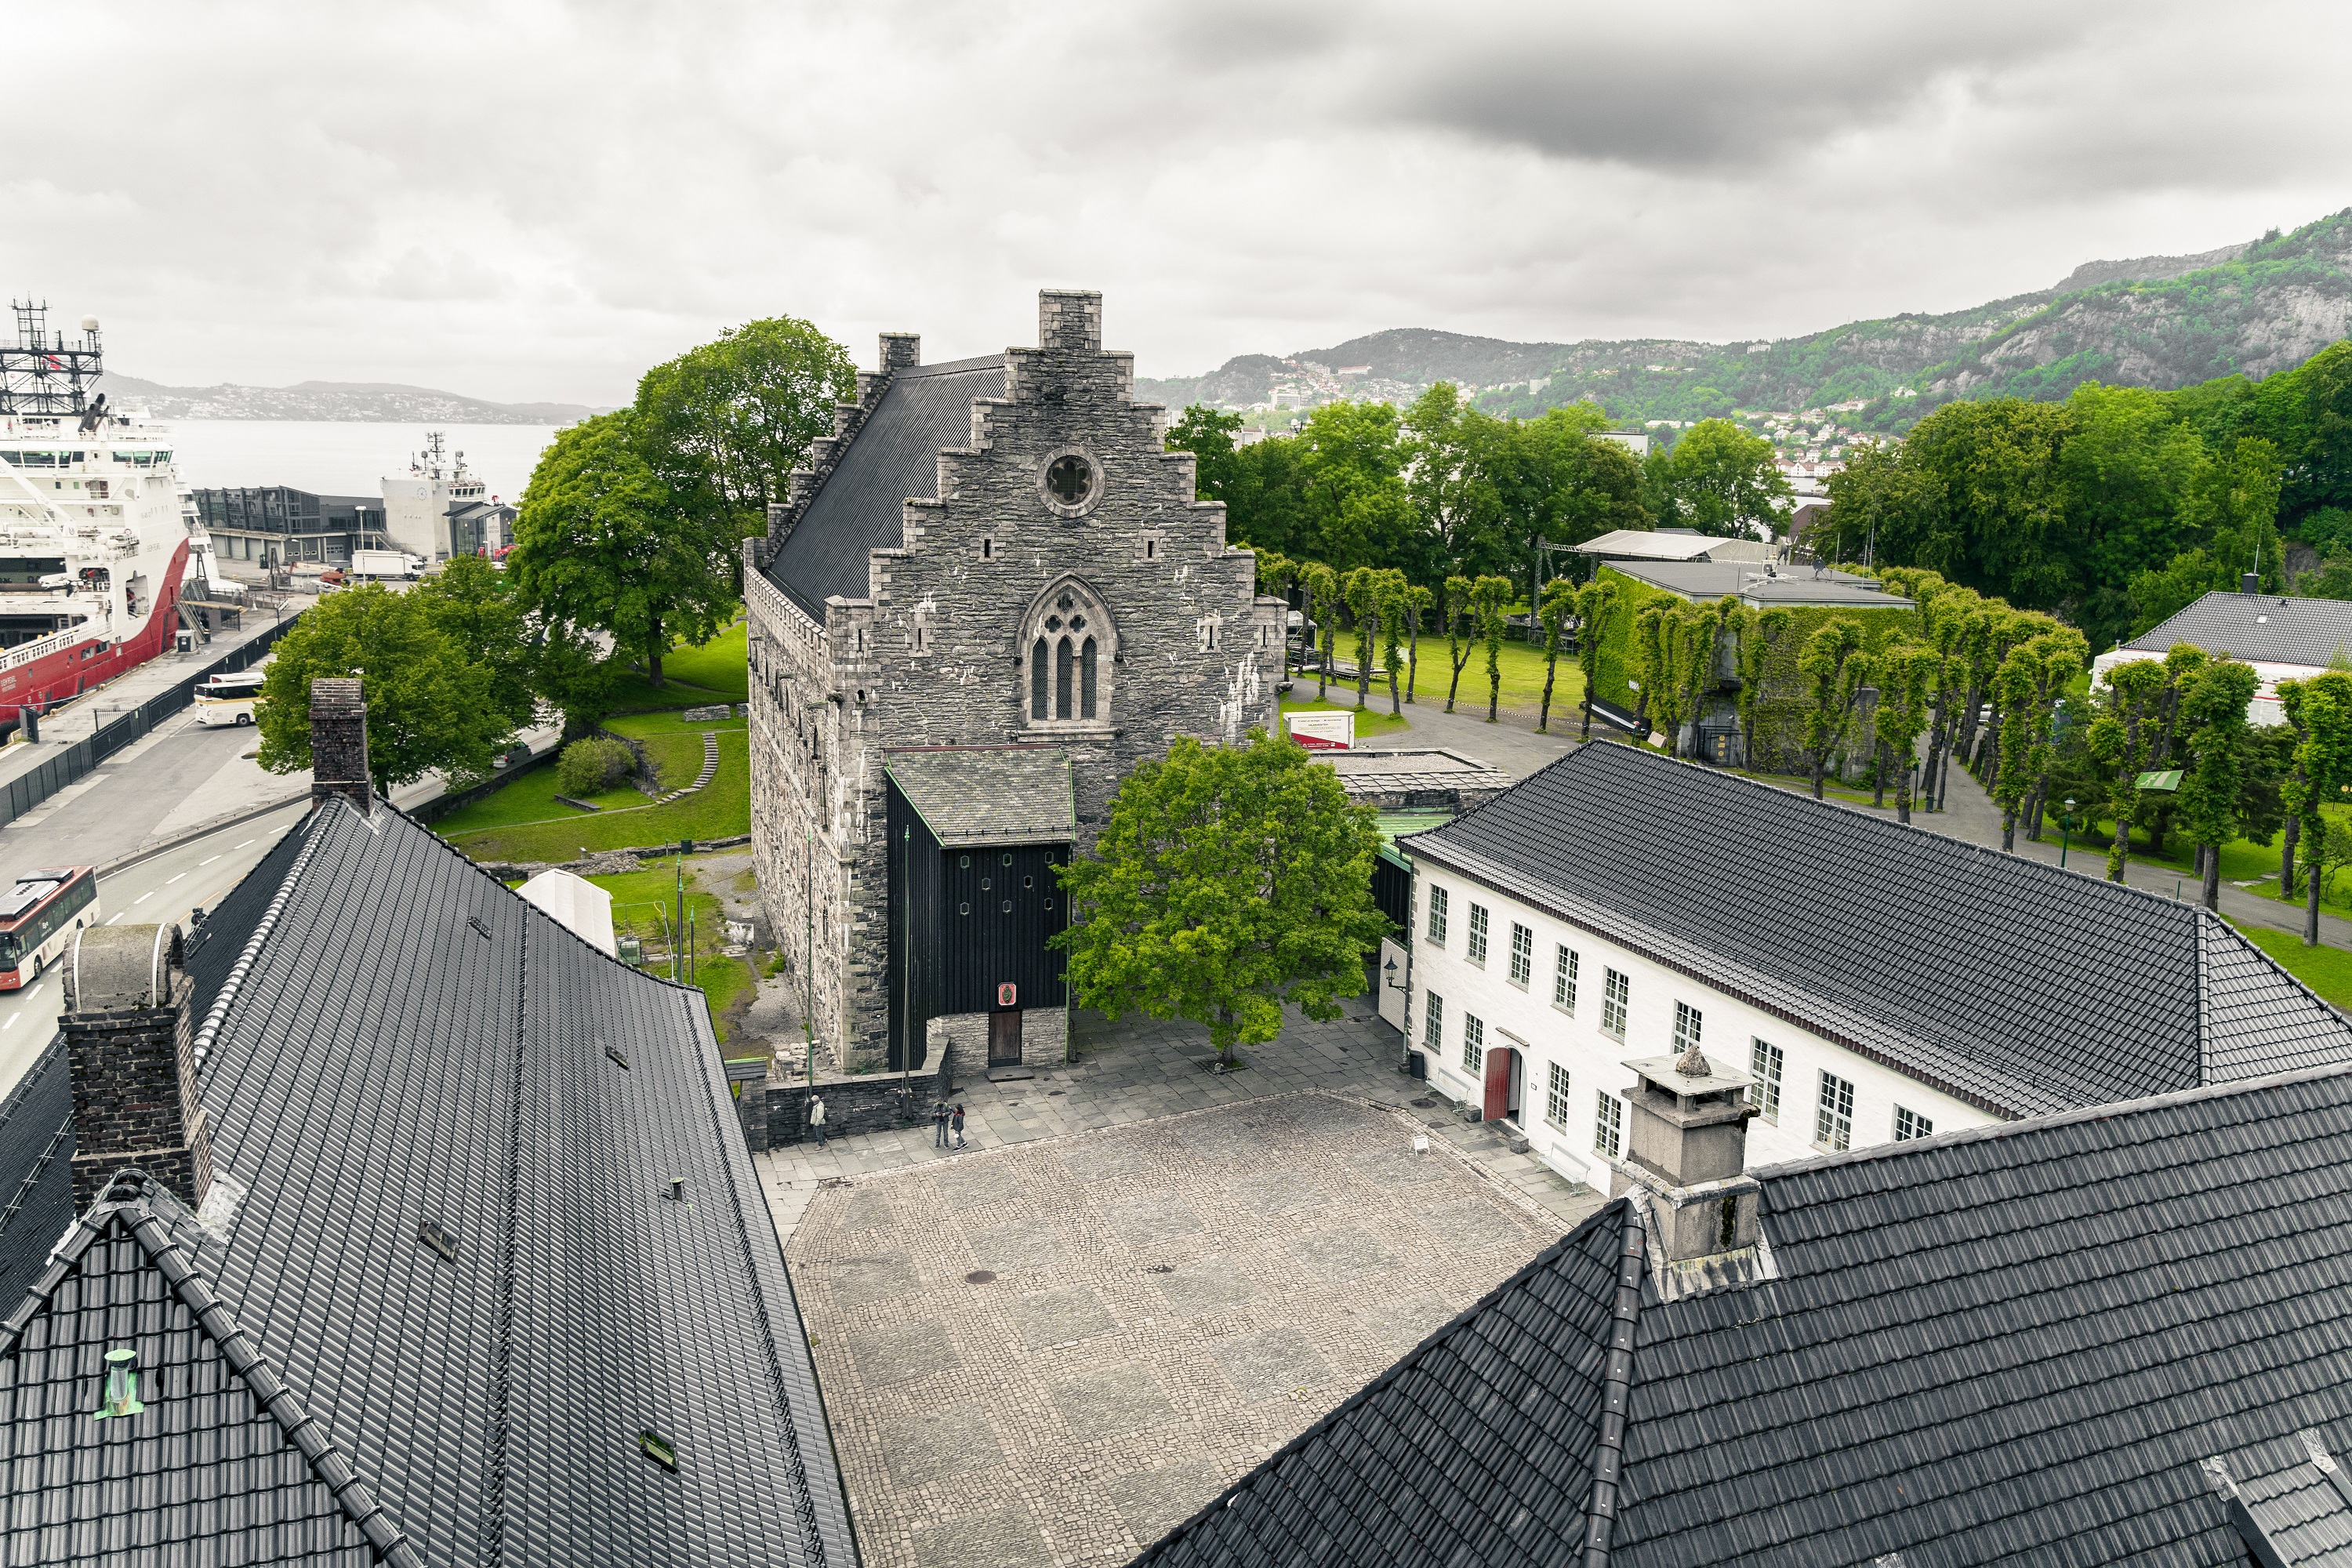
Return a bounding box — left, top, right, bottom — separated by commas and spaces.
1136, 209, 2352, 430
93, 372, 605, 425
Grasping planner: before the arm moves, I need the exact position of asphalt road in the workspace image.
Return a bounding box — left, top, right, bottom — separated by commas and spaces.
0, 715, 276, 886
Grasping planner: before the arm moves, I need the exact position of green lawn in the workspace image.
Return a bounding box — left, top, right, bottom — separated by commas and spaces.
2083, 808, 2352, 922
603, 619, 750, 710
1294, 637, 1586, 724
2235, 923, 2352, 1010
584, 858, 755, 1044
442, 726, 750, 862
433, 760, 647, 833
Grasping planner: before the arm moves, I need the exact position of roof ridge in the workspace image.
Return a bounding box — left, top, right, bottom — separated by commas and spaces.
1581, 1196, 1648, 1568
189, 801, 336, 1076
1134, 1198, 1636, 1563
1751, 1058, 2352, 1180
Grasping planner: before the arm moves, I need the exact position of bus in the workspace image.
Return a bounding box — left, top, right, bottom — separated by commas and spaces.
195, 669, 266, 728
0, 867, 99, 989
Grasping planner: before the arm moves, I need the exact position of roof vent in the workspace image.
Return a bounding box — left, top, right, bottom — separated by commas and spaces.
605, 1044, 630, 1071
417, 1218, 459, 1264
93, 1348, 145, 1421
668, 1177, 685, 1202
466, 916, 492, 941
639, 1428, 678, 1472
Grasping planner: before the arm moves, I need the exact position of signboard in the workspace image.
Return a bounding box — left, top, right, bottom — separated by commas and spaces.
997, 982, 1018, 1007
2134, 769, 2183, 793
1285, 710, 1355, 750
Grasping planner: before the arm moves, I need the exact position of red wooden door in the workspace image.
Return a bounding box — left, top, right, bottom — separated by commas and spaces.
1483, 1047, 1513, 1123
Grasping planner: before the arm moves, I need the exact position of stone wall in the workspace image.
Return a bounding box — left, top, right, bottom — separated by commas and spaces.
745, 290, 1286, 1073
63, 980, 211, 1210
740, 1008, 1040, 1150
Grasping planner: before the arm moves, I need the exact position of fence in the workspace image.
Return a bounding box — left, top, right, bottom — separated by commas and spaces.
0, 615, 303, 832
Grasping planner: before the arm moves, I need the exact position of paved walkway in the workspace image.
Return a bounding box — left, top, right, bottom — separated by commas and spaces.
757, 1004, 1602, 1250
1350, 697, 1581, 779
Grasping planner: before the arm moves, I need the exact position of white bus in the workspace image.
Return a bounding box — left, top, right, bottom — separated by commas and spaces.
0, 867, 98, 989
195, 669, 266, 728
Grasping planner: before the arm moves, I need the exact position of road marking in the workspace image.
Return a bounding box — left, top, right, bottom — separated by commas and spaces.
200, 855, 221, 866
132, 891, 154, 905
106, 912, 125, 924
234, 839, 256, 849
165, 873, 186, 885
0, 1015, 14, 1032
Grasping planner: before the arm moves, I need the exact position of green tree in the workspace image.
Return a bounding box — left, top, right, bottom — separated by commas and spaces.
2086, 659, 2167, 880
2179, 657, 2260, 909
1656, 419, 1792, 538
1472, 574, 1512, 721
1818, 437, 1942, 568
1536, 578, 1577, 733
1573, 576, 1621, 740
511, 410, 737, 689
1733, 604, 1793, 768
1344, 567, 1380, 711
2279, 671, 2352, 944
1303, 562, 1342, 701
1053, 731, 1388, 1068
1872, 640, 1938, 822
633, 315, 855, 545
410, 553, 537, 734
1377, 569, 1410, 717
255, 583, 505, 792
1253, 550, 1297, 679
1440, 575, 1475, 712
1167, 405, 1247, 504
1671, 597, 1738, 760
1799, 618, 1870, 800
1403, 583, 1435, 703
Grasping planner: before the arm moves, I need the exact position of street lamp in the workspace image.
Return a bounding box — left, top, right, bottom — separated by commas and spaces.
2060, 798, 2078, 869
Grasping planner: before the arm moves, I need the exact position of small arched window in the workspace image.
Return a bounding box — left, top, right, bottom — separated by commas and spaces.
1031, 639, 1050, 719
1080, 637, 1098, 719
1055, 637, 1074, 720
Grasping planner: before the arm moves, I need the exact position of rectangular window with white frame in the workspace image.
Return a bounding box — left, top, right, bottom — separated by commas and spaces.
1508, 923, 1533, 987
1595, 1091, 1624, 1158
1422, 992, 1443, 1056
1673, 1000, 1702, 1055
1462, 1013, 1485, 1074
1602, 968, 1629, 1038
1750, 1039, 1784, 1123
1545, 1062, 1571, 1129
1466, 904, 1490, 964
1553, 946, 1578, 1012
1894, 1105, 1933, 1142
1427, 886, 1449, 946
1816, 1071, 1855, 1152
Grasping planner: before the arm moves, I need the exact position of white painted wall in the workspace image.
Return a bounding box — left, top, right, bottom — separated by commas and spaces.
1406, 865, 1995, 1191
2091, 644, 2303, 728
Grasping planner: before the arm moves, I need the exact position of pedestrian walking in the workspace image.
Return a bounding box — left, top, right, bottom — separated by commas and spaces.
950, 1104, 966, 1149
933, 1100, 950, 1149
808, 1093, 827, 1149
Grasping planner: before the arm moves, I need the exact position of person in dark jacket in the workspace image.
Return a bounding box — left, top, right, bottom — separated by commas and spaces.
933, 1101, 950, 1149
951, 1104, 966, 1149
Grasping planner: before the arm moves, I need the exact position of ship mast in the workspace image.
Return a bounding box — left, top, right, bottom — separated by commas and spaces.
0, 302, 103, 418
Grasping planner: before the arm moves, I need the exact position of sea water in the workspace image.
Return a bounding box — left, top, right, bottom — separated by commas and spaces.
163, 421, 562, 505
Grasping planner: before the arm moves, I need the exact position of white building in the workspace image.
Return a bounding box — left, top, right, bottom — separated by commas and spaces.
2091, 583, 2352, 727
1398, 743, 2352, 1191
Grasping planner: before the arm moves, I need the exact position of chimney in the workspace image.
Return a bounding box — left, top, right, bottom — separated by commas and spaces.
1606, 1045, 1762, 1267
2241, 572, 2259, 595
61, 924, 212, 1211
878, 332, 921, 374
309, 677, 372, 812
1037, 289, 1102, 354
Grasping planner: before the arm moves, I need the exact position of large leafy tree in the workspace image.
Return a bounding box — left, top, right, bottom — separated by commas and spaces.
1573, 576, 1622, 740
2086, 658, 2169, 880
1536, 578, 1577, 733
256, 583, 506, 791
510, 410, 736, 689
2279, 671, 2352, 944
1472, 573, 1513, 721
1871, 640, 1938, 822
1798, 618, 1869, 799
410, 554, 537, 734
1655, 419, 1791, 538
1167, 405, 1247, 506
1054, 731, 1388, 1068
632, 316, 855, 545
2179, 658, 2260, 910
1733, 604, 1793, 767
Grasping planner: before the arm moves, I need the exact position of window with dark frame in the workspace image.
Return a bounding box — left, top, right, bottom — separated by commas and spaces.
1894, 1105, 1933, 1142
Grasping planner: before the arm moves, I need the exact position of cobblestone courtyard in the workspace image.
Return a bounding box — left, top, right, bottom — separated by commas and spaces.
783, 1091, 1575, 1568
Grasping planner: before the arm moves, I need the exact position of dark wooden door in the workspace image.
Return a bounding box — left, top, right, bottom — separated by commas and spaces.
1483, 1047, 1513, 1123
989, 1009, 1024, 1068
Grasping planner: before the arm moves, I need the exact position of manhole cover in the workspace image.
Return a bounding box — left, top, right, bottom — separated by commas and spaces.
1410, 1098, 1436, 1109
966, 1270, 996, 1284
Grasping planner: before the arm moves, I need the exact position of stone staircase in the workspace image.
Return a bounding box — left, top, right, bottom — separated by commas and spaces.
652, 731, 723, 804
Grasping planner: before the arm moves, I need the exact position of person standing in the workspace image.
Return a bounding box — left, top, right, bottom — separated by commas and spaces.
808, 1093, 827, 1149
933, 1101, 950, 1149
950, 1104, 966, 1149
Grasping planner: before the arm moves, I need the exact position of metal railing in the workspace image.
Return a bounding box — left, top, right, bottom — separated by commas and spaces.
0, 614, 302, 831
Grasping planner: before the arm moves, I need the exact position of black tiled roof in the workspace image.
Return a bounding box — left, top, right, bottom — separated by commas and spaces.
1403, 742, 2352, 1116
1134, 1063, 2352, 1568
2125, 588, 2352, 666
0, 802, 858, 1566
761, 354, 1007, 618
0, 1036, 74, 1312
2208, 1429, 2352, 1566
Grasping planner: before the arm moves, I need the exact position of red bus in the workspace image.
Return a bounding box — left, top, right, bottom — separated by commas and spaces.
0, 867, 99, 989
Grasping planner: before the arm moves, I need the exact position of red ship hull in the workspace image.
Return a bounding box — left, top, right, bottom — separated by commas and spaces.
0, 539, 191, 726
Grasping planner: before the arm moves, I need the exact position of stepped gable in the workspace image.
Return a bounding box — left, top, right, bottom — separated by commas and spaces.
1135, 1063, 2352, 1567
1400, 742, 2352, 1117
760, 353, 1008, 619
0, 800, 856, 1566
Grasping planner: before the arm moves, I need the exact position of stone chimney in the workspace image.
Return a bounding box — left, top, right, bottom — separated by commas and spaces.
879, 332, 921, 374
1038, 289, 1102, 354
61, 924, 211, 1211
2241, 572, 2259, 595
309, 677, 372, 813
1607, 1045, 1762, 1268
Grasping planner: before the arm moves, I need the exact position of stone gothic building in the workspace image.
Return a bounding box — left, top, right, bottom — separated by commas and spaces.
746, 290, 1283, 1074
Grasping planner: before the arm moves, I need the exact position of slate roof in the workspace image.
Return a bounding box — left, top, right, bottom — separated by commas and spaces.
0, 800, 858, 1566
2126, 588, 2352, 667
1602, 557, 1913, 608
2208, 1430, 2352, 1566
762, 354, 1007, 619
1317, 748, 1513, 808
1133, 1062, 2352, 1568
885, 745, 1076, 846
1402, 742, 2352, 1117
0, 1034, 74, 1312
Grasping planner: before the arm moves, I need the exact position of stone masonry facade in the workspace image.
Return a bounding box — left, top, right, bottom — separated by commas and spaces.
746, 290, 1284, 1072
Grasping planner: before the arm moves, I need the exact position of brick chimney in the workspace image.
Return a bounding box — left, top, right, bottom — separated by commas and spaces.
61, 924, 211, 1211
310, 677, 372, 812
1607, 1044, 1761, 1267
878, 332, 921, 374
1038, 289, 1102, 354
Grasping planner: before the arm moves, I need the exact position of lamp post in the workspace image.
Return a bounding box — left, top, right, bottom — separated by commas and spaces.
2060, 798, 2078, 869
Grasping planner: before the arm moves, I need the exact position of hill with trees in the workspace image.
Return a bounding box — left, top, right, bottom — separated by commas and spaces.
1139, 210, 2352, 434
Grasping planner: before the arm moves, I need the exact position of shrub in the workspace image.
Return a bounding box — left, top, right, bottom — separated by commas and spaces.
557, 736, 635, 796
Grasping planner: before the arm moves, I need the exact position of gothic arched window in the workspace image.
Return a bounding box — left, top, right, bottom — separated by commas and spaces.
1055, 637, 1074, 720
1022, 580, 1116, 728
1031, 639, 1049, 719
1080, 637, 1098, 719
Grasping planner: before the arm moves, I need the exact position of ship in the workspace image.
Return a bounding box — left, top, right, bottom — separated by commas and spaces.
0, 300, 234, 733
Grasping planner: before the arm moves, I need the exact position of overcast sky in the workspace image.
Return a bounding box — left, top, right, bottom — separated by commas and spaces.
7, 1, 2347, 406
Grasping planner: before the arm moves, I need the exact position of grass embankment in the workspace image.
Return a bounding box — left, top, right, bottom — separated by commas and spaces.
2235, 924, 2352, 1010
2081, 806, 2352, 924
602, 620, 750, 710
583, 857, 755, 1044
1287, 637, 1588, 728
